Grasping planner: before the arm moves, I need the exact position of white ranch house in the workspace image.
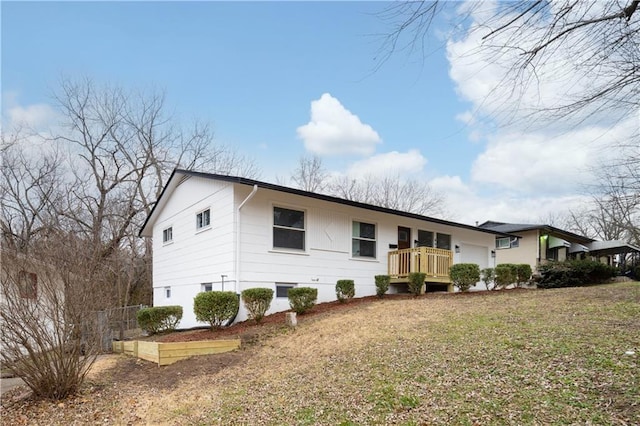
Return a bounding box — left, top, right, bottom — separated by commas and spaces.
140, 170, 513, 329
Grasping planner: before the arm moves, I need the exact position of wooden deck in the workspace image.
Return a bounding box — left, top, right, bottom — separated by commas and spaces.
388, 247, 453, 285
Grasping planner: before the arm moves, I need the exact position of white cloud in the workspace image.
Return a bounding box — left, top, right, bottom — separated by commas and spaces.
346, 149, 427, 179
444, 2, 637, 198
5, 103, 58, 132
447, 1, 629, 132
430, 174, 590, 226
297, 93, 382, 156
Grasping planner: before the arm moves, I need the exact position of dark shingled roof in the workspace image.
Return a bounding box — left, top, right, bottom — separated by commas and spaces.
140, 169, 518, 238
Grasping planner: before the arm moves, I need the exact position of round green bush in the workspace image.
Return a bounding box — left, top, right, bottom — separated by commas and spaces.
336, 279, 355, 302
375, 275, 391, 297
288, 287, 317, 314
407, 272, 426, 296
495, 265, 514, 289
449, 263, 480, 292
136, 305, 183, 335
241, 288, 274, 323
194, 291, 239, 330
480, 267, 496, 290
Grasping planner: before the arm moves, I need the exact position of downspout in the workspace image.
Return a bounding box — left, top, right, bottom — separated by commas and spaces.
235, 185, 258, 294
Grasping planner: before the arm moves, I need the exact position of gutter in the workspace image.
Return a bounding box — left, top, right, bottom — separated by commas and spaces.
234, 184, 258, 294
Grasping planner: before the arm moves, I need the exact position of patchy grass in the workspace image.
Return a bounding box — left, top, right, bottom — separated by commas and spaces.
2, 282, 638, 425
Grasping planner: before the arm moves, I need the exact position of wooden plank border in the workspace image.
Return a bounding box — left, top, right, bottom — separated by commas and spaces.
112, 339, 241, 366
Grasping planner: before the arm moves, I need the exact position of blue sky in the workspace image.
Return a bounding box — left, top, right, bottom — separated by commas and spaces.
2, 1, 633, 225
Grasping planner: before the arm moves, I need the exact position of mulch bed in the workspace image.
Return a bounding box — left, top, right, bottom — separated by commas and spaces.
155, 289, 529, 344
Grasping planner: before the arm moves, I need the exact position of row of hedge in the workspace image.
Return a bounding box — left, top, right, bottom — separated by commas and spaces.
137, 275, 395, 334
137, 259, 620, 333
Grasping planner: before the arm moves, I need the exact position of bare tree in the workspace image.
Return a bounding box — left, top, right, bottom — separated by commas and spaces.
1, 131, 65, 252
380, 1, 639, 122
1, 237, 107, 400
0, 77, 261, 399
329, 173, 446, 217
290, 155, 328, 192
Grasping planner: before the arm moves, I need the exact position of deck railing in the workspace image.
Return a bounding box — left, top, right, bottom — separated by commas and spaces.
388, 247, 453, 281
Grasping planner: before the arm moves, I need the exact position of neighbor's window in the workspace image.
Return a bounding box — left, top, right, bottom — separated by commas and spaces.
417, 230, 434, 247
276, 283, 296, 298
436, 233, 451, 250
165, 287, 171, 298
202, 283, 213, 292
352, 221, 376, 258
497, 237, 519, 249
496, 237, 510, 249
273, 207, 305, 250
196, 208, 211, 230
163, 226, 173, 243
18, 271, 37, 299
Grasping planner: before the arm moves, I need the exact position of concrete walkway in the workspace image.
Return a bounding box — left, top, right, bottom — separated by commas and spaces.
1, 376, 26, 396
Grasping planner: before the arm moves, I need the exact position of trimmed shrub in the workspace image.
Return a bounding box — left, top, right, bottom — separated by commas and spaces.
633, 265, 640, 280
194, 291, 239, 330
336, 280, 355, 303
375, 275, 391, 298
494, 264, 514, 289
288, 287, 318, 314
136, 305, 183, 335
449, 263, 480, 292
407, 272, 426, 296
241, 288, 274, 324
480, 267, 496, 290
516, 264, 533, 287
538, 260, 616, 289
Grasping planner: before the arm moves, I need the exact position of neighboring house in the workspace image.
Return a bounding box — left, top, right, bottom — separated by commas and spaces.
478, 221, 640, 273
0, 249, 64, 358
139, 169, 514, 328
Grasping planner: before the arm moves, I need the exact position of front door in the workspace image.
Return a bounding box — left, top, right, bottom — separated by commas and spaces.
398, 226, 411, 250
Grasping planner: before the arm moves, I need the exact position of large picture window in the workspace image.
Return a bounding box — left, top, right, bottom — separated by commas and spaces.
352, 221, 376, 258
273, 207, 305, 250
417, 230, 434, 247
436, 233, 451, 250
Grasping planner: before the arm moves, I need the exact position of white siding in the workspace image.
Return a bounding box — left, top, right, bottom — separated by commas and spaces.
460, 243, 491, 291
152, 176, 235, 328
151, 179, 501, 328
235, 186, 497, 319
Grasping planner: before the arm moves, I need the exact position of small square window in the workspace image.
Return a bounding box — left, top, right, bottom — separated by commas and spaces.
496, 237, 510, 249
202, 283, 213, 292
165, 287, 171, 298
196, 209, 211, 230
163, 227, 173, 243
276, 284, 296, 298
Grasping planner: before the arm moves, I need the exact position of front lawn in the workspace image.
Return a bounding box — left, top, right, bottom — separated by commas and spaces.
2, 282, 638, 425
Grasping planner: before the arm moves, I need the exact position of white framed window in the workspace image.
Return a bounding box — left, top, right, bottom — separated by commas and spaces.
276, 283, 296, 298
496, 237, 518, 249
273, 206, 305, 250
352, 221, 376, 258
202, 283, 213, 292
496, 237, 510, 249
436, 233, 451, 250
162, 226, 173, 243
417, 229, 434, 247
196, 208, 211, 230
164, 287, 171, 298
